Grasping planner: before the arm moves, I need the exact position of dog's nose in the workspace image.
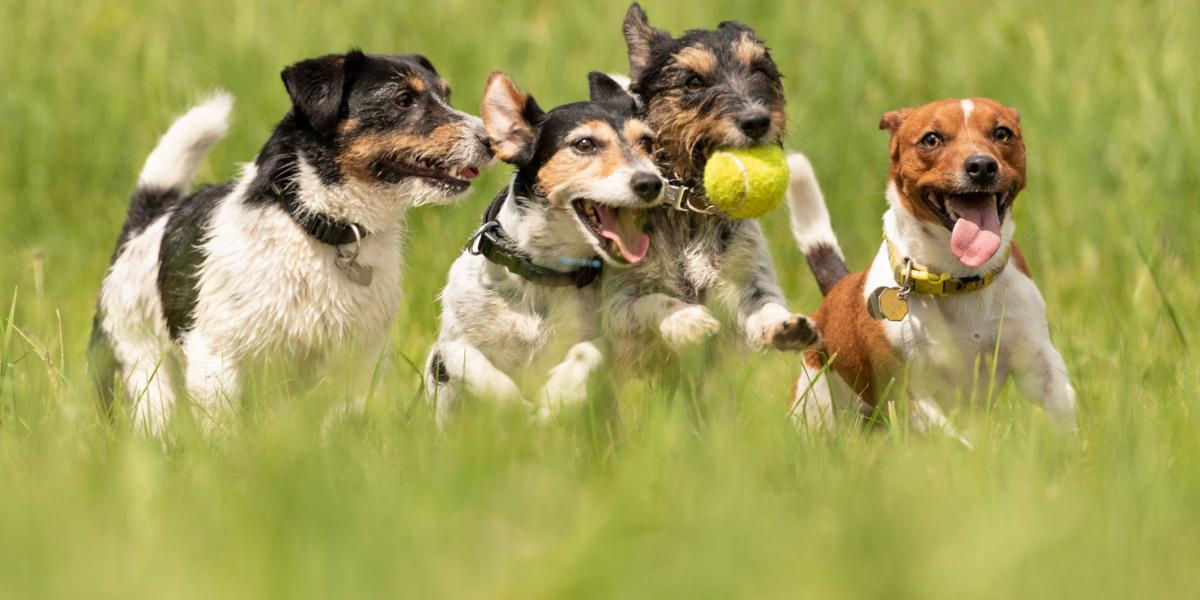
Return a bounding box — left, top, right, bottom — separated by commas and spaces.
630, 171, 664, 202
738, 112, 771, 140
964, 154, 999, 184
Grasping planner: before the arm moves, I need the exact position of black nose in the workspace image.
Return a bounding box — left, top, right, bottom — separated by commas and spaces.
738, 112, 771, 140
631, 171, 663, 201
964, 154, 999, 184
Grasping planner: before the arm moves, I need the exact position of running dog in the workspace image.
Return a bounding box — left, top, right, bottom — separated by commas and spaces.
90, 51, 492, 434
425, 72, 663, 424
601, 3, 817, 371
787, 98, 1077, 439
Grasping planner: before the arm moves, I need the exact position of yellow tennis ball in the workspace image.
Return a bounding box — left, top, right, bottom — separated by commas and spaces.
702, 145, 790, 219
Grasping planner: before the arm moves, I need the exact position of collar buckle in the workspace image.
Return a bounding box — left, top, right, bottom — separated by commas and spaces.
665, 182, 721, 215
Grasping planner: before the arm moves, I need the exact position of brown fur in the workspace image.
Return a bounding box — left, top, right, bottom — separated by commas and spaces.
481, 72, 536, 162
808, 271, 897, 407
732, 33, 765, 65
675, 46, 717, 77
534, 120, 630, 203
337, 124, 463, 180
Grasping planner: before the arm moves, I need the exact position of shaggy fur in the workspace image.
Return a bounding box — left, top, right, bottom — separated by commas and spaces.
90, 51, 491, 435
600, 3, 818, 372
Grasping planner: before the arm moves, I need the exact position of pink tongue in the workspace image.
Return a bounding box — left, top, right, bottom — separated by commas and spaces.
948, 197, 1002, 268
460, 166, 480, 180
595, 205, 650, 263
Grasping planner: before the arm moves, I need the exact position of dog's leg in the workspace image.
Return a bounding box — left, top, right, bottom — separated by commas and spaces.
789, 356, 836, 435
719, 221, 818, 352
123, 354, 178, 436
426, 340, 525, 426
602, 273, 719, 351
536, 339, 605, 422
1009, 332, 1078, 434
181, 334, 242, 432
908, 397, 972, 448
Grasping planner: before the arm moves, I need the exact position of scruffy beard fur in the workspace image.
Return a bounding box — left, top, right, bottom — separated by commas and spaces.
89, 51, 491, 437
598, 3, 817, 374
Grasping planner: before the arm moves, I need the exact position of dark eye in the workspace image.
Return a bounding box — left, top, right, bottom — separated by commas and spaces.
920, 132, 941, 149
396, 91, 415, 109
685, 75, 705, 92
995, 126, 1013, 142
638, 135, 655, 155
574, 138, 597, 154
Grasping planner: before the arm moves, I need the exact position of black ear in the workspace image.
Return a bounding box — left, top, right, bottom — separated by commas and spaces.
718, 20, 756, 34
588, 72, 636, 112
623, 3, 669, 83
280, 51, 363, 136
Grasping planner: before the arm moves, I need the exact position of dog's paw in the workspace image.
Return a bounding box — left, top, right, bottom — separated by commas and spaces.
768, 314, 820, 351
659, 304, 721, 351
536, 342, 604, 422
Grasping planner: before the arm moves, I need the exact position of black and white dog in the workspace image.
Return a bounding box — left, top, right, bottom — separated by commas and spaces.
424, 72, 663, 424
90, 51, 492, 434
601, 4, 818, 370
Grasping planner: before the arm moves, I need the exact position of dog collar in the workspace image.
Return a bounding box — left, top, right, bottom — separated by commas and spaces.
664, 180, 720, 216
465, 186, 602, 289
264, 182, 371, 247
885, 233, 1010, 296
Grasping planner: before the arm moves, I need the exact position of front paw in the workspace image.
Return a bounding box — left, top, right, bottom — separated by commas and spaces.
659, 304, 721, 351
768, 314, 820, 351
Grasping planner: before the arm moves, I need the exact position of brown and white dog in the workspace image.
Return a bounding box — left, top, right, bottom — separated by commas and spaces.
787, 98, 1076, 440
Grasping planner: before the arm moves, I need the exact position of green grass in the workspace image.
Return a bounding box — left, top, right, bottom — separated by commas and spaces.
2, 0, 1198, 597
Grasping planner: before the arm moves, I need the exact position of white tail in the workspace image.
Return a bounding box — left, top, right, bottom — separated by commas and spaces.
137, 92, 233, 193
787, 152, 849, 295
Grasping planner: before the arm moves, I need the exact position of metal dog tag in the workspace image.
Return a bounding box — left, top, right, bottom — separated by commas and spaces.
335, 251, 374, 287
867, 287, 909, 321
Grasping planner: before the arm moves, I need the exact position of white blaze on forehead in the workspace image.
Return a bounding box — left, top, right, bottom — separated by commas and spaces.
961, 99, 975, 123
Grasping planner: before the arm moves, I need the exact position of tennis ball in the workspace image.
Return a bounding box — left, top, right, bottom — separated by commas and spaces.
702, 145, 790, 219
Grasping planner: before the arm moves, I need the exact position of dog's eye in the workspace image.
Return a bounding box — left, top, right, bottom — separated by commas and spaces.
638, 135, 655, 155
920, 132, 942, 149
685, 75, 706, 92
573, 138, 597, 154
396, 92, 415, 109
994, 126, 1013, 142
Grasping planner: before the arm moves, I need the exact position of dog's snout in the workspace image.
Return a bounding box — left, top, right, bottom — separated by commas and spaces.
964, 154, 999, 184
630, 171, 664, 202
738, 112, 771, 140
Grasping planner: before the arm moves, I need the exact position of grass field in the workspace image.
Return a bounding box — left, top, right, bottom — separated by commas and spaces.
2, 0, 1198, 597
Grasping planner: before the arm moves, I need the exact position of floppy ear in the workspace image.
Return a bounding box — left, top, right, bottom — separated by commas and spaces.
480, 72, 543, 164
587, 72, 637, 112
623, 3, 668, 83
878, 108, 911, 135
280, 51, 363, 136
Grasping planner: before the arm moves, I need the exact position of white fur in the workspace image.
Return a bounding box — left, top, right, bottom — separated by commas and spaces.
97, 96, 488, 435
138, 93, 233, 192
791, 171, 1077, 439
961, 99, 975, 123
787, 152, 843, 258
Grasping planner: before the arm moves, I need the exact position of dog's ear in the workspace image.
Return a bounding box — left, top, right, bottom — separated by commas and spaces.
481, 72, 542, 164
624, 3, 669, 83
588, 72, 637, 112
281, 51, 364, 137
878, 108, 910, 135
718, 20, 756, 34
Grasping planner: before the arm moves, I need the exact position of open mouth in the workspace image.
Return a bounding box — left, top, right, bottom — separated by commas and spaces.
922, 189, 1013, 268
571, 199, 651, 265
376, 155, 481, 193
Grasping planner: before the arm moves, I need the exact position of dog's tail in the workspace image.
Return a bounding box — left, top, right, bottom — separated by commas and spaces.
787, 152, 849, 296
129, 92, 233, 215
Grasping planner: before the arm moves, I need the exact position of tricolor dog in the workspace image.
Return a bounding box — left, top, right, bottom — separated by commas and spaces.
787, 98, 1077, 439
601, 3, 817, 372
90, 51, 491, 434
424, 72, 663, 424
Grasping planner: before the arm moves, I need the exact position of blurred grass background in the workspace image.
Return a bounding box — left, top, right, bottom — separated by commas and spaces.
1, 0, 1198, 597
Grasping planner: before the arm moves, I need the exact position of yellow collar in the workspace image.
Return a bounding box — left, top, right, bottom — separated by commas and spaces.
885, 234, 1009, 296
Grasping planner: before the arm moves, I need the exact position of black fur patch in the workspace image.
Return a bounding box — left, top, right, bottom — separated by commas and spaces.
429, 352, 450, 384
157, 182, 234, 341
115, 186, 181, 251
804, 242, 850, 296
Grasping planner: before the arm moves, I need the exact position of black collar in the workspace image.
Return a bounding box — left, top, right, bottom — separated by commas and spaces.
466, 186, 602, 288
263, 181, 370, 246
